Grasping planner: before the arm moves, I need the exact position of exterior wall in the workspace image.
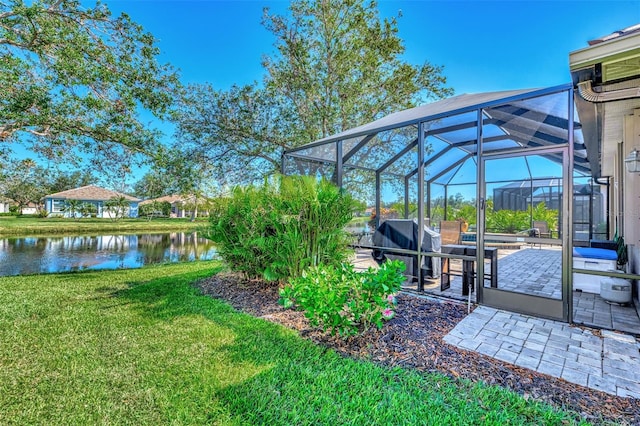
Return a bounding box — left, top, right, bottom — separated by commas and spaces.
103, 209, 117, 219
104, 203, 138, 219
103, 202, 138, 219
46, 198, 75, 218
21, 206, 37, 215
170, 202, 184, 218
143, 198, 203, 219
45, 198, 138, 218
170, 202, 197, 218
623, 110, 640, 299
46, 198, 64, 217
599, 109, 639, 302
0, 202, 10, 213
129, 202, 139, 218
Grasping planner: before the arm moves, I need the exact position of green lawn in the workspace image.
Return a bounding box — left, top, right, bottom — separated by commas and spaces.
0, 262, 587, 425
0, 215, 206, 236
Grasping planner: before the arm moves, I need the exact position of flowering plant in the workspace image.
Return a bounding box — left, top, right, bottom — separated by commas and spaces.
279, 260, 405, 336
382, 308, 395, 320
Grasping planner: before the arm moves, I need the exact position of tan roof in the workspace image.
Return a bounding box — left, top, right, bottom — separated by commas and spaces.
45, 185, 140, 202
139, 194, 186, 205
139, 194, 201, 205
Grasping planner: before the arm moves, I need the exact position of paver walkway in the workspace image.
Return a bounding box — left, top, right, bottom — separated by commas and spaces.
444, 306, 640, 398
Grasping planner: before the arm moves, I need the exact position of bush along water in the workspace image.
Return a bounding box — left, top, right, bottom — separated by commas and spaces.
279, 260, 406, 336
205, 175, 357, 282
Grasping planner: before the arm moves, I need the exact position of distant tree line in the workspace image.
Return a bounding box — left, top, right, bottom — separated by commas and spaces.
0, 159, 95, 215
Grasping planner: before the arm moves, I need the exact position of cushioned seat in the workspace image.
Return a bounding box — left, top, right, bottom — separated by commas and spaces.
573, 247, 618, 261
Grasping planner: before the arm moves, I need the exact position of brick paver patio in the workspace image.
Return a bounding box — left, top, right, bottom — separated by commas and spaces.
444, 306, 640, 397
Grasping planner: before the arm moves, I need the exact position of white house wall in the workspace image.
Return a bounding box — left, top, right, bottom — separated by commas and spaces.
104, 207, 131, 219
45, 199, 139, 219
623, 110, 640, 297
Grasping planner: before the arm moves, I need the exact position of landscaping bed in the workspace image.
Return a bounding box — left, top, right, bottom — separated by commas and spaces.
198, 272, 640, 425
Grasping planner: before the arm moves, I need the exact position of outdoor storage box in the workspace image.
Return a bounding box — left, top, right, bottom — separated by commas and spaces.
573, 247, 618, 294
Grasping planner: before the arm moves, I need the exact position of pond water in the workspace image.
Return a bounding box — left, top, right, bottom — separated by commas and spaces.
0, 232, 217, 276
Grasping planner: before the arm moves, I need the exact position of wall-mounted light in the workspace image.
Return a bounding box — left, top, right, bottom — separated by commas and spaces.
625, 148, 640, 173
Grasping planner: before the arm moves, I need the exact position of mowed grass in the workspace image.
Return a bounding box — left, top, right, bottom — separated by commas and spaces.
0, 262, 587, 425
0, 215, 205, 236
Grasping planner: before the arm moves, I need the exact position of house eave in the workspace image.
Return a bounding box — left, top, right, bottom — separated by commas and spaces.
570, 32, 640, 73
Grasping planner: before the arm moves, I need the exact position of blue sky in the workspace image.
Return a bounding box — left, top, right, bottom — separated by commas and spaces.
105, 0, 640, 94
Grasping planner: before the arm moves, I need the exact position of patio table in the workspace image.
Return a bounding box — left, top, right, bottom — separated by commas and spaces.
440, 244, 498, 294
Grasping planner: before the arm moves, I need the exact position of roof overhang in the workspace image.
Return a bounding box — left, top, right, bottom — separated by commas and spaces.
570, 25, 640, 179
570, 30, 640, 84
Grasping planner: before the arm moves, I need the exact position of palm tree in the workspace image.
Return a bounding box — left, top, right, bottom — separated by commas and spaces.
79, 202, 97, 218
104, 196, 129, 221
62, 199, 81, 220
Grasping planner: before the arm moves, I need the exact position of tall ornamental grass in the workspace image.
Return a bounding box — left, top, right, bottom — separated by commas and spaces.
206, 175, 356, 282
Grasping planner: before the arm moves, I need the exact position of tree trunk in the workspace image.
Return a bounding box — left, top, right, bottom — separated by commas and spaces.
190, 200, 197, 222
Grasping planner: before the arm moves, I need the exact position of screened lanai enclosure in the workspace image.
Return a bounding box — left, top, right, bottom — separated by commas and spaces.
283, 85, 638, 332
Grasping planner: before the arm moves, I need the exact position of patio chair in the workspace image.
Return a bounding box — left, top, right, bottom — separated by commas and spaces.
532, 220, 551, 238
439, 220, 463, 245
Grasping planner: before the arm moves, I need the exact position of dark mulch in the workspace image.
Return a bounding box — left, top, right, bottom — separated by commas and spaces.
197, 272, 640, 425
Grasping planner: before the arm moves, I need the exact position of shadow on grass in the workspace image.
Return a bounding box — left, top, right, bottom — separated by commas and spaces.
113, 268, 581, 426
113, 264, 311, 359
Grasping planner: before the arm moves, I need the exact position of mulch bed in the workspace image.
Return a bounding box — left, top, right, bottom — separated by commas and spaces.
197, 272, 640, 425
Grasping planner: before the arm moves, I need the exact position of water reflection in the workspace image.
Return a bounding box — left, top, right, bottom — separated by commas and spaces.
0, 232, 217, 276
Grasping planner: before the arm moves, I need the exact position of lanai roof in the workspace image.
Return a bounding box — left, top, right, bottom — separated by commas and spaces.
310, 88, 538, 146
285, 85, 593, 186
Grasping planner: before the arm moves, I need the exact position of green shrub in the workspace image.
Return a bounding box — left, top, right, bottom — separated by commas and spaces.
79, 203, 97, 218
279, 260, 405, 336
484, 200, 558, 234
205, 175, 356, 282
486, 208, 530, 233
531, 202, 558, 234
454, 204, 477, 225
139, 201, 171, 218
206, 185, 271, 280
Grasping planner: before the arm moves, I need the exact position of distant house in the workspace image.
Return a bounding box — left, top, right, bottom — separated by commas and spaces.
20, 202, 38, 215
43, 185, 141, 218
139, 194, 201, 218
0, 198, 38, 215
0, 197, 11, 214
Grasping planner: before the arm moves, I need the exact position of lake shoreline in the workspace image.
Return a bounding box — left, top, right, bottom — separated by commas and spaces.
0, 216, 206, 237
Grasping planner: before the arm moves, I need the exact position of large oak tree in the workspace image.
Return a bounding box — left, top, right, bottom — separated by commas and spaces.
0, 0, 180, 166
175, 0, 452, 184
